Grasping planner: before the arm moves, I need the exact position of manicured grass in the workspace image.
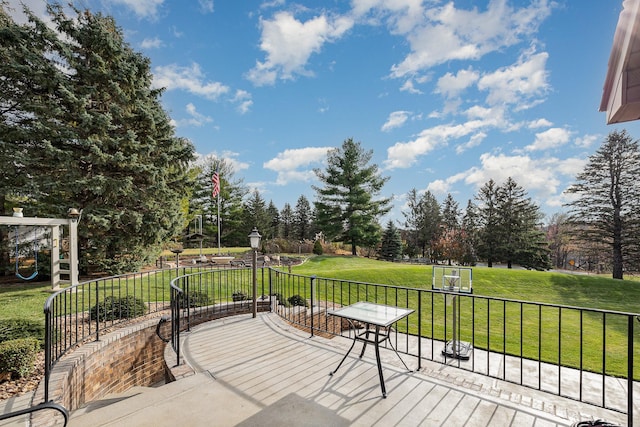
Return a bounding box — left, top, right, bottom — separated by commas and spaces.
290, 256, 640, 378
3, 255, 639, 321
2, 255, 639, 378
294, 255, 640, 313
0, 282, 58, 323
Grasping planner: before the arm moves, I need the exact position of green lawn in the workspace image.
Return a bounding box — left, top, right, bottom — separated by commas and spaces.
0, 282, 58, 323
293, 255, 640, 313
3, 255, 639, 322
2, 255, 639, 377
289, 256, 640, 377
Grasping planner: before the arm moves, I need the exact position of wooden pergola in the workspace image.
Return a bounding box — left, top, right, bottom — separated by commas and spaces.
0, 212, 80, 289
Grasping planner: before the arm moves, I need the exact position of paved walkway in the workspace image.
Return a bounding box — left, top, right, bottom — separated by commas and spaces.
66, 312, 629, 426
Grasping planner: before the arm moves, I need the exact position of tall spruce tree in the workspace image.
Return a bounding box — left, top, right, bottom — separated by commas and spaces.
313, 138, 391, 255
243, 189, 270, 238
266, 201, 280, 240
475, 179, 500, 267
2, 5, 195, 274
280, 203, 294, 239
495, 177, 550, 270
293, 195, 312, 241
0, 5, 66, 274
565, 130, 640, 279
437, 193, 462, 264
402, 189, 420, 258
402, 189, 441, 259
380, 220, 403, 261
441, 193, 460, 231
461, 200, 480, 265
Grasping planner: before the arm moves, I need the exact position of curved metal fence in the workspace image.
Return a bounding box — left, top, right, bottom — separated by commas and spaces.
42, 265, 240, 402
267, 269, 638, 425
43, 266, 638, 425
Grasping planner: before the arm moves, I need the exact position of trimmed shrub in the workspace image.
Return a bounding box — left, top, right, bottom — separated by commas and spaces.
313, 240, 323, 255
0, 338, 39, 378
287, 294, 308, 307
180, 291, 210, 308
0, 319, 45, 347
89, 296, 146, 322
232, 291, 247, 302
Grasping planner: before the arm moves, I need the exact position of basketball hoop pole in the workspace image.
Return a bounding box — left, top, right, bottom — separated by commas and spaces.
433, 266, 473, 360
452, 293, 458, 358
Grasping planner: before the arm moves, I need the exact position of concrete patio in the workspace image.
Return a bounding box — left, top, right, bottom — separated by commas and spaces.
61, 312, 629, 427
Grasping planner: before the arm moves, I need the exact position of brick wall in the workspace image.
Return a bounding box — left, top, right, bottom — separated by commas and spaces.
31, 300, 271, 426
31, 317, 168, 426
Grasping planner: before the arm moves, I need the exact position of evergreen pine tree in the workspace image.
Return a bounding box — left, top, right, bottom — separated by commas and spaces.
2, 5, 195, 273
313, 138, 391, 255
293, 195, 312, 241
565, 129, 640, 279
280, 203, 294, 239
380, 220, 403, 261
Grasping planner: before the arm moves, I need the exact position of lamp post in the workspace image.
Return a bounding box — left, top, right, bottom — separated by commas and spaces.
67, 208, 82, 286
248, 227, 261, 318
170, 246, 183, 277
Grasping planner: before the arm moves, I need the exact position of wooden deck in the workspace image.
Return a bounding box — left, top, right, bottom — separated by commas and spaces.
172, 313, 626, 426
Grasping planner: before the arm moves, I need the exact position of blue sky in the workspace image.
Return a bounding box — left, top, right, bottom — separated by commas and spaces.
8, 0, 640, 224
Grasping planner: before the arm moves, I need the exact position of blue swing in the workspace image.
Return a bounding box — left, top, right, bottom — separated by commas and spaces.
14, 226, 38, 281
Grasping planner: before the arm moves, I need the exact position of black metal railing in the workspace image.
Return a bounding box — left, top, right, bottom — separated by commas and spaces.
42, 265, 637, 426
168, 266, 266, 365
268, 269, 638, 426
42, 265, 233, 403
0, 401, 69, 426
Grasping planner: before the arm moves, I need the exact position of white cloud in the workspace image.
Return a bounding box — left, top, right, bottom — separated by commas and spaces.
153, 63, 229, 100
174, 103, 213, 128
526, 127, 572, 151
385, 120, 488, 169
246, 11, 354, 86
141, 37, 163, 49
384, 102, 517, 169
4, 0, 48, 23
198, 0, 214, 14
426, 179, 450, 195
399, 79, 423, 94
232, 90, 253, 114
455, 132, 487, 154
528, 118, 553, 129
460, 152, 585, 201
426, 171, 469, 196
381, 111, 411, 132
435, 67, 479, 98
351, 0, 425, 34
575, 133, 600, 148
477, 49, 549, 108
463, 105, 505, 122
194, 151, 250, 173
263, 147, 332, 185
106, 0, 164, 19
388, 0, 553, 78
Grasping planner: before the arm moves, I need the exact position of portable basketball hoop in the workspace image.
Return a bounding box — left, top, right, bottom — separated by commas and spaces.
432, 266, 473, 360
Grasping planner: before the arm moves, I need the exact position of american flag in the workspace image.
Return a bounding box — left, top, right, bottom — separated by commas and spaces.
212, 170, 220, 198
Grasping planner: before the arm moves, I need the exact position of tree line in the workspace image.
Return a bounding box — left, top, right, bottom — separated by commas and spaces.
2, 5, 639, 280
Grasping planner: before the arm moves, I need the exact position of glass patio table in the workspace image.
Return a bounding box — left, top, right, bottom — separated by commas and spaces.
328, 301, 415, 398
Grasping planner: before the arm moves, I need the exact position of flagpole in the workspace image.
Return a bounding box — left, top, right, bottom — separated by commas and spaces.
217, 193, 221, 255
212, 169, 222, 255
